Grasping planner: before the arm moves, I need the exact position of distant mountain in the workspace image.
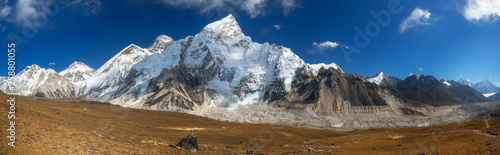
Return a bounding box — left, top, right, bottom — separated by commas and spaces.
0, 65, 81, 98
473, 80, 500, 94
367, 73, 489, 106
59, 61, 95, 88
458, 79, 500, 94
458, 79, 473, 87
367, 72, 403, 92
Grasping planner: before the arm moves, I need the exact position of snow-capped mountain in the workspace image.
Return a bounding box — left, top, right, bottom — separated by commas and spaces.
458, 79, 473, 87
102, 14, 341, 109
472, 80, 500, 94
83, 35, 174, 100
458, 79, 500, 94
59, 61, 95, 88
0, 65, 80, 98
368, 72, 386, 85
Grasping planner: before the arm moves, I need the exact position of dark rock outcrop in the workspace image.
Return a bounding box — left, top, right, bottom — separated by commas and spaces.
174, 133, 198, 151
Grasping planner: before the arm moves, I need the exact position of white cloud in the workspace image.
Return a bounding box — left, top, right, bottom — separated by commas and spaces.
400, 8, 437, 34
464, 0, 500, 21
313, 41, 340, 49
48, 62, 55, 65
308, 41, 342, 54
159, 0, 299, 18
274, 24, 282, 30
418, 67, 424, 71
0, 0, 101, 28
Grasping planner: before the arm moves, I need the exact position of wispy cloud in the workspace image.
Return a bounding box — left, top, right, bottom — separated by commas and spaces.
274, 24, 282, 30
48, 62, 55, 66
400, 8, 438, 34
463, 0, 500, 22
313, 41, 339, 49
308, 41, 342, 54
0, 0, 11, 19
158, 0, 300, 18
279, 0, 299, 16
0, 0, 101, 28
418, 67, 424, 72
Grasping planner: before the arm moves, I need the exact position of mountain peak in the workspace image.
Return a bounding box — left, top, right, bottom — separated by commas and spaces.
458, 79, 473, 87
60, 61, 95, 76
368, 72, 386, 85
69, 61, 86, 67
25, 64, 42, 71
201, 14, 244, 38
148, 35, 174, 53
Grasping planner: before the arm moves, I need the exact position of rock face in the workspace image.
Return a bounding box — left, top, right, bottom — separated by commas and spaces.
274, 67, 398, 115
174, 134, 198, 151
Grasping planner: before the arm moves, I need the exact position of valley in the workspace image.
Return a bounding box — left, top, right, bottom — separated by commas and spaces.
1, 92, 499, 154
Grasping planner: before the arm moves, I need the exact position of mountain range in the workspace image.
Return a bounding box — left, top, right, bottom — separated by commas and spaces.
0, 14, 496, 129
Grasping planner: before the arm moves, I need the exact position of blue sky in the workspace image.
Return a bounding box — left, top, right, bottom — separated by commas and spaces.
1, 0, 499, 85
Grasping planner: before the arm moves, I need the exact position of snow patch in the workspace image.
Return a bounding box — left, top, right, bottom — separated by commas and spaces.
443, 81, 452, 87
484, 93, 497, 98
368, 72, 385, 85
307, 63, 343, 76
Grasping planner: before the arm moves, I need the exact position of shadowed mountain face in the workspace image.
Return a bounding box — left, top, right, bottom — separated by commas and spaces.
272, 66, 396, 115
489, 93, 500, 101
368, 73, 490, 106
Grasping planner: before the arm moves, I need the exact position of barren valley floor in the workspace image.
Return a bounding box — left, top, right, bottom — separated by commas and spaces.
1, 93, 499, 154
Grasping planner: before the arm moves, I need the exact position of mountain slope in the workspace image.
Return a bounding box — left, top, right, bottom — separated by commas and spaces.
83, 36, 174, 100
488, 93, 500, 101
